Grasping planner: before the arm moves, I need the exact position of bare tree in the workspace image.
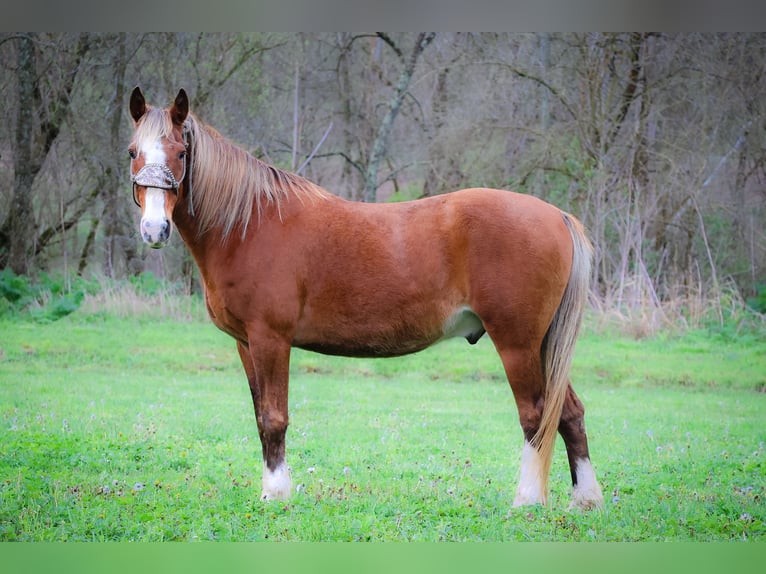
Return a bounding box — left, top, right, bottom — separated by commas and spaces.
100, 33, 141, 278
0, 32, 762, 321
0, 33, 89, 273
363, 32, 435, 202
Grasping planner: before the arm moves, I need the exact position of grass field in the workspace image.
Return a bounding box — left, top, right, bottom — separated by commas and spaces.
1, 308, 764, 541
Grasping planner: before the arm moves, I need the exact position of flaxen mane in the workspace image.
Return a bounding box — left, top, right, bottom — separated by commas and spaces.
133, 107, 327, 241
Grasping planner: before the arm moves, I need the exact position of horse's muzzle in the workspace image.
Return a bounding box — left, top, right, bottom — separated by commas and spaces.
140, 216, 171, 248
139, 187, 173, 248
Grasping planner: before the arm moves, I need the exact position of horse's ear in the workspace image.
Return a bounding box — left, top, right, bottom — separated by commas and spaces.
171, 89, 189, 126
130, 86, 146, 123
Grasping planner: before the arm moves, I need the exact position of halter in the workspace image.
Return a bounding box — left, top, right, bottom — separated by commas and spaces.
131, 123, 193, 215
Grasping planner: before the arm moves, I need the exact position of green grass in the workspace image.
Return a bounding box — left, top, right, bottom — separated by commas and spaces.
1, 312, 764, 541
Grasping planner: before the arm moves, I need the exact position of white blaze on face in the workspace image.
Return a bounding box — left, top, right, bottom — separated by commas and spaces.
513, 440, 546, 506
141, 137, 167, 165
261, 461, 292, 501
138, 138, 171, 246
140, 188, 169, 245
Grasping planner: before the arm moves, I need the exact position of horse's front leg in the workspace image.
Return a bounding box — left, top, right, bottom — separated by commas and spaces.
236, 337, 292, 500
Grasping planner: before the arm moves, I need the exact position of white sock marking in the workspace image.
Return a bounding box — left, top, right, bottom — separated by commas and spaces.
261, 461, 292, 500
513, 440, 546, 506
571, 458, 604, 509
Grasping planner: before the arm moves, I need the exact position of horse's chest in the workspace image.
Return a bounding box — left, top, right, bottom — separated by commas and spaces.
204, 287, 247, 342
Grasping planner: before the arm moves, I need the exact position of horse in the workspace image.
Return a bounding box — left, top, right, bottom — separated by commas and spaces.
127, 86, 604, 510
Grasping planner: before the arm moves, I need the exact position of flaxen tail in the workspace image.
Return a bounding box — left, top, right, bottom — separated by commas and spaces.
532, 212, 593, 503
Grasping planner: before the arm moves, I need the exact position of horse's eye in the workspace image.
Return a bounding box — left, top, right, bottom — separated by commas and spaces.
179, 151, 187, 160
128, 149, 137, 159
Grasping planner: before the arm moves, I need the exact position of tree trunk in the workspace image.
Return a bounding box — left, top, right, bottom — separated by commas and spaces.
363, 33, 435, 202
531, 33, 551, 198
1, 33, 90, 274
101, 33, 141, 277
423, 65, 463, 197
4, 34, 37, 274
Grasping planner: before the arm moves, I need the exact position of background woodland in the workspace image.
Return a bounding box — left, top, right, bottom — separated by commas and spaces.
1, 33, 764, 329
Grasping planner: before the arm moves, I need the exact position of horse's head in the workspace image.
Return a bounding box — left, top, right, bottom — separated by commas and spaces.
128, 86, 189, 248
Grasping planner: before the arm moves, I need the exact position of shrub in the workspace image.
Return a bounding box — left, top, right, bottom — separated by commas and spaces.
746, 284, 766, 315
0, 269, 97, 323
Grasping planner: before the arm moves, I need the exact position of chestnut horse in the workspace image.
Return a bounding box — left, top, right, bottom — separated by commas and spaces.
128, 87, 604, 509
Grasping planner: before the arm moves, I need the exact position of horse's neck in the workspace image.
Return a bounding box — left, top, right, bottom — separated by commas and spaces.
172, 198, 218, 269
171, 192, 269, 280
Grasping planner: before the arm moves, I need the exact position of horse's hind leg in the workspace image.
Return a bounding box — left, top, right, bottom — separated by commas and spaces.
495, 347, 549, 506
558, 383, 603, 509
237, 339, 292, 501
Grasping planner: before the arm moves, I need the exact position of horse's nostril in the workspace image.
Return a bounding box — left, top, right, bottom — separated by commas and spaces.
141, 218, 170, 241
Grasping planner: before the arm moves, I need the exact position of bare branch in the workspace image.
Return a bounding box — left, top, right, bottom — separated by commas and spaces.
376, 32, 403, 60
297, 122, 333, 176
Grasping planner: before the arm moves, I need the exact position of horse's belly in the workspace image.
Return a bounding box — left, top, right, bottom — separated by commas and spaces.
292, 305, 484, 358
293, 337, 434, 359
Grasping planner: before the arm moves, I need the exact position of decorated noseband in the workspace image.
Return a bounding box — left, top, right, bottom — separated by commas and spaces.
132, 162, 183, 189
131, 123, 191, 208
